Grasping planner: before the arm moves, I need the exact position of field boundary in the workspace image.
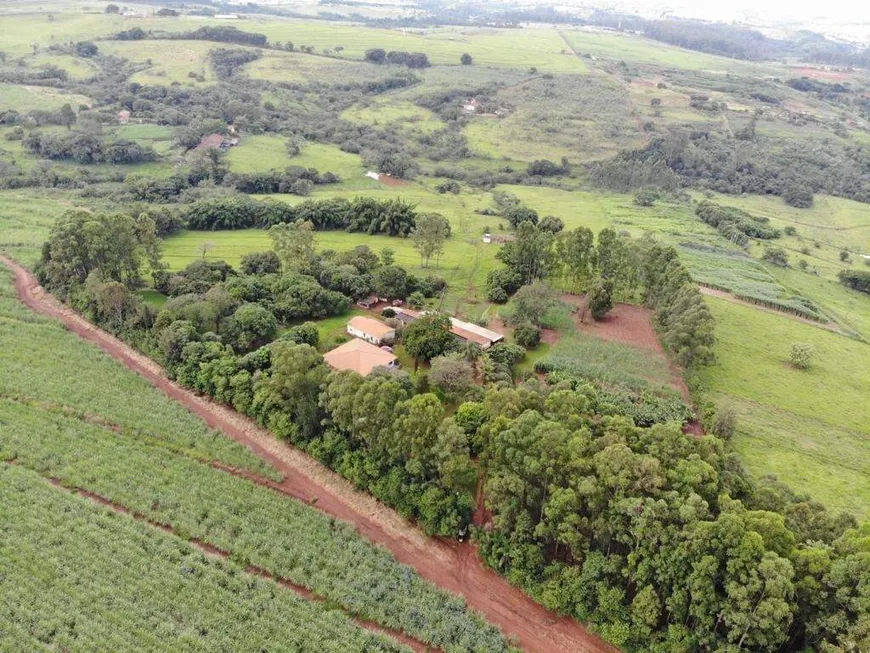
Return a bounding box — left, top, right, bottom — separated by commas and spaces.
0, 254, 616, 653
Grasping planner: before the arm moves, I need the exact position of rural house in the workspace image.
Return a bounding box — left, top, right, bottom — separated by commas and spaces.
391, 308, 504, 349
346, 315, 395, 345
323, 339, 398, 376
117, 110, 131, 124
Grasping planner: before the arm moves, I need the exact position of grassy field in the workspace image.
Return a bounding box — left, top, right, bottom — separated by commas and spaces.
0, 83, 92, 111
341, 98, 445, 134
561, 28, 768, 74
0, 191, 72, 265
0, 463, 407, 653
97, 40, 221, 86
227, 136, 370, 183
696, 296, 870, 520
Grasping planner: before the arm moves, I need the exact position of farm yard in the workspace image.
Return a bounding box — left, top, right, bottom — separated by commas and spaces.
2, 2, 870, 651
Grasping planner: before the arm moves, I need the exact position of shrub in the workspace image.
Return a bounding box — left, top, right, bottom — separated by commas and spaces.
633, 189, 659, 207
407, 291, 426, 308
588, 279, 613, 320
762, 246, 789, 267
710, 404, 737, 438
513, 322, 541, 348
789, 342, 815, 370
283, 322, 319, 346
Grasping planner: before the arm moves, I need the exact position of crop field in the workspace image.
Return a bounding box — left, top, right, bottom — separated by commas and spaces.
0, 464, 405, 653
696, 296, 870, 520
0, 191, 72, 265
0, 267, 277, 477
0, 396, 508, 652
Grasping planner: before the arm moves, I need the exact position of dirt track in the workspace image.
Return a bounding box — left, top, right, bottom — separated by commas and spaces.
0, 255, 616, 653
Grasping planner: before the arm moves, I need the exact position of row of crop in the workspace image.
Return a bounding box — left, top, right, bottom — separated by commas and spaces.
0, 398, 510, 653
699, 281, 825, 320
0, 272, 277, 478
0, 463, 407, 653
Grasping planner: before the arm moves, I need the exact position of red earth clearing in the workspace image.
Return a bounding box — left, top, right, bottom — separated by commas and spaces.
560, 294, 702, 432
0, 255, 616, 653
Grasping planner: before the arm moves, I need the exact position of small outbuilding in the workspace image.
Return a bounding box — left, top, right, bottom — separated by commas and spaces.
347, 315, 395, 345
324, 338, 398, 376
117, 110, 131, 124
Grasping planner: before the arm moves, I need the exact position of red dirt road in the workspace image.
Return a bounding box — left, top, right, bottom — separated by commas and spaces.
0, 255, 616, 653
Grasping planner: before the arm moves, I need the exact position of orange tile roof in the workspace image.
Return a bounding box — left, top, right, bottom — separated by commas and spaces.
323, 339, 397, 376
348, 315, 395, 339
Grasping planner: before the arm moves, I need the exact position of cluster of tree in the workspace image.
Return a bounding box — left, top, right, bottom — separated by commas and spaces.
695, 200, 781, 245
184, 195, 418, 236
168, 26, 268, 47
527, 157, 570, 177
787, 77, 851, 96
224, 167, 340, 194
585, 10, 870, 67
364, 48, 431, 68
838, 268, 870, 295
591, 131, 870, 206
474, 396, 865, 652
1, 103, 79, 128
642, 242, 716, 367
208, 48, 262, 79
0, 64, 70, 85
23, 130, 155, 165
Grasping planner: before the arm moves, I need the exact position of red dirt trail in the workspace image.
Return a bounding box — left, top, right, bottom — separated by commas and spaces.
0, 255, 616, 653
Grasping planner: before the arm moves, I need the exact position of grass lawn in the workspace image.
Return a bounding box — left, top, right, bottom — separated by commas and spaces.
696, 296, 870, 520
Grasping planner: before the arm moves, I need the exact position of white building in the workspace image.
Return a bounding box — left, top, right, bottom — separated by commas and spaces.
346, 315, 396, 346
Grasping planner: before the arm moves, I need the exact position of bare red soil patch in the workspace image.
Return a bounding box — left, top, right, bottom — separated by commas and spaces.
560, 294, 697, 410
788, 66, 851, 81
378, 174, 408, 187
1, 255, 615, 653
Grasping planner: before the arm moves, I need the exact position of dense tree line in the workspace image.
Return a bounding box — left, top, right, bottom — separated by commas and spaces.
183, 195, 418, 236
838, 269, 870, 295
167, 26, 268, 47
695, 200, 781, 244
208, 48, 262, 79
590, 131, 870, 206
23, 131, 156, 164
364, 48, 431, 68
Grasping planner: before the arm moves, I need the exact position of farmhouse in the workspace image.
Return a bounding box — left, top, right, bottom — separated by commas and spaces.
347, 315, 395, 345
323, 338, 398, 376
195, 133, 239, 151
462, 98, 482, 113
391, 308, 504, 349
117, 110, 131, 124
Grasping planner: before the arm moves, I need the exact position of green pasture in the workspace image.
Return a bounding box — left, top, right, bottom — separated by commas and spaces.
0, 191, 72, 265
0, 83, 92, 111
696, 296, 870, 520
247, 49, 401, 85
23, 52, 99, 79
244, 21, 588, 73
227, 137, 370, 184
562, 29, 769, 74
341, 98, 444, 134
97, 40, 221, 86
